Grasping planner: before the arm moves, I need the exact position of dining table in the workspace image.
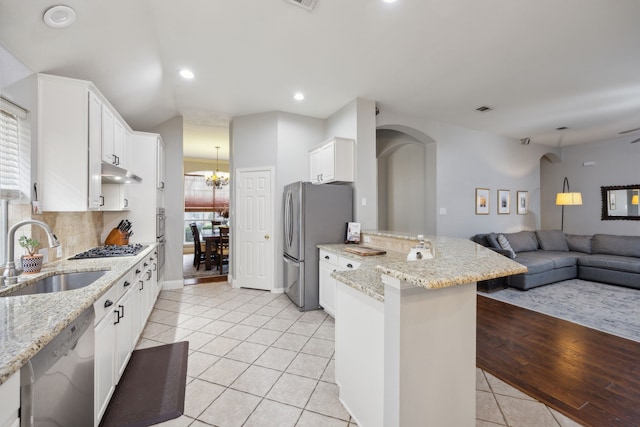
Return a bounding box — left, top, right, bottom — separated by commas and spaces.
201, 226, 229, 271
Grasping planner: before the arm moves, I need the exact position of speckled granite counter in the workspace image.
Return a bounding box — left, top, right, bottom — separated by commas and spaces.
0, 244, 157, 385
319, 233, 526, 301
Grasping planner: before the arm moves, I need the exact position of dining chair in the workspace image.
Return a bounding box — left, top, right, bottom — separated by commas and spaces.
217, 235, 230, 273
190, 223, 213, 270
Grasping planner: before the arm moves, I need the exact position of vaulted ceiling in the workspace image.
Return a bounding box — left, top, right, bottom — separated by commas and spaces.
1, 0, 639, 155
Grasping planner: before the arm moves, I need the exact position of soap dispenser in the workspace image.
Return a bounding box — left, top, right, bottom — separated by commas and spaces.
407, 234, 434, 261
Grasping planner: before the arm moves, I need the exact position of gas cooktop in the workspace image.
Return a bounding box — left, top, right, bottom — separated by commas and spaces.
69, 244, 147, 259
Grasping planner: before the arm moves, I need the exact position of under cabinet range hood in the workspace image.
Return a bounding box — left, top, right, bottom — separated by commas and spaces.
101, 162, 143, 184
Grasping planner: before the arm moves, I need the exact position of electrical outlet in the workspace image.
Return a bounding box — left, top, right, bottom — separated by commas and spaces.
56, 246, 63, 258
363, 235, 371, 243
38, 248, 49, 263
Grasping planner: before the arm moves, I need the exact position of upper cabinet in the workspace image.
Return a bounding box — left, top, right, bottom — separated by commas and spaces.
309, 137, 355, 184
38, 74, 134, 211
156, 137, 165, 191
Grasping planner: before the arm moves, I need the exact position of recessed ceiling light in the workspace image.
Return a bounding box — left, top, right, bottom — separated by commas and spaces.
43, 5, 77, 29
294, 92, 305, 101
383, 0, 398, 3
179, 69, 195, 79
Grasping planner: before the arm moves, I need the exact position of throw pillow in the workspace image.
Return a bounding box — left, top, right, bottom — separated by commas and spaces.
535, 230, 569, 251
497, 234, 516, 258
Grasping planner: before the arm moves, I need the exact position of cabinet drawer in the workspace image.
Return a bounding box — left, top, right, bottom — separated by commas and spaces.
94, 284, 119, 323
319, 250, 338, 265
338, 256, 361, 271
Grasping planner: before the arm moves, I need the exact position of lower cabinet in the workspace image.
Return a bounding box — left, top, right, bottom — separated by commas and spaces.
93, 251, 159, 426
319, 250, 361, 318
0, 372, 19, 427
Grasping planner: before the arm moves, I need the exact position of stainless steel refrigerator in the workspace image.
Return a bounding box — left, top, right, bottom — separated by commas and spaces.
283, 181, 353, 311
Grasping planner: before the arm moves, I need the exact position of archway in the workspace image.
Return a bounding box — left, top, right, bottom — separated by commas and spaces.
376, 126, 436, 235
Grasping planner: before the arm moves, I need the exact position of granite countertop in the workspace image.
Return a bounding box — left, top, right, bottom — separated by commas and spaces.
318, 234, 527, 302
0, 243, 157, 385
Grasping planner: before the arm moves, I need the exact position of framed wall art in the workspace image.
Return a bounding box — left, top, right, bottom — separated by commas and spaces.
497, 189, 510, 214
475, 188, 490, 215
516, 191, 529, 215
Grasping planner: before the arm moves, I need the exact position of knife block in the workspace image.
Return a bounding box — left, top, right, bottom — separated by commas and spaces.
105, 228, 129, 246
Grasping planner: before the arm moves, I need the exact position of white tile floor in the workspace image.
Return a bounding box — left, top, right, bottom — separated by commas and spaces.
135, 282, 585, 427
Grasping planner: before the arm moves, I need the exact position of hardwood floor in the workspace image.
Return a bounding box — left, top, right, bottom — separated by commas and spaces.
477, 294, 640, 427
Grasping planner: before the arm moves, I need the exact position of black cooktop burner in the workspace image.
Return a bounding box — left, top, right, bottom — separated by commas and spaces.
69, 244, 147, 259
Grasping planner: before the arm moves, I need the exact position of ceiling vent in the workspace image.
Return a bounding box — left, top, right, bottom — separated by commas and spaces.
475, 106, 492, 112
284, 0, 318, 11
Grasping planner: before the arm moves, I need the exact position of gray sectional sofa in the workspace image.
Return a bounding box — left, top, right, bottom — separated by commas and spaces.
471, 230, 640, 291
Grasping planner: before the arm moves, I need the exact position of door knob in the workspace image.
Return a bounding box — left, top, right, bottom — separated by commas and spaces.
265, 234, 270, 240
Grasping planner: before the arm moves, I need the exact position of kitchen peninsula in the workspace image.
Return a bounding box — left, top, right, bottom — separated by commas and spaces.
318, 231, 526, 427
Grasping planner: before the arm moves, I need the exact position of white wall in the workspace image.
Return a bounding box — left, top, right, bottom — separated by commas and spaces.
376, 108, 557, 238
230, 111, 323, 290
151, 116, 184, 283
540, 136, 640, 236
326, 99, 378, 229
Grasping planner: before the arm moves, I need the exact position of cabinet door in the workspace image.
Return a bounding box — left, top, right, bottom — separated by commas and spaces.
319, 260, 337, 317
114, 120, 126, 168
318, 142, 335, 182
94, 311, 116, 426
309, 147, 322, 184
115, 288, 134, 382
101, 106, 115, 164
88, 92, 103, 210
156, 137, 165, 190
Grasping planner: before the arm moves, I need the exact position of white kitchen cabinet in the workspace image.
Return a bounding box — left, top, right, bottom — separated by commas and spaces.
114, 280, 135, 380
38, 73, 133, 211
0, 372, 19, 427
156, 136, 166, 190
102, 106, 128, 169
93, 284, 118, 427
101, 184, 130, 211
319, 250, 360, 317
309, 137, 355, 184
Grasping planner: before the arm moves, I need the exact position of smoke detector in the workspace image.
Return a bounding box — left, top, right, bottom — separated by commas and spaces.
284, 0, 318, 11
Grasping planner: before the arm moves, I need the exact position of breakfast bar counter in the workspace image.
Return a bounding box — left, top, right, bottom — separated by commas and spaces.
318, 232, 526, 427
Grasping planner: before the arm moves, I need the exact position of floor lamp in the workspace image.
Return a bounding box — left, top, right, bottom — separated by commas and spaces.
555, 177, 582, 231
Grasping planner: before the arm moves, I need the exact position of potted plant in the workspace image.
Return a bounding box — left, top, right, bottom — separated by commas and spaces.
19, 235, 45, 274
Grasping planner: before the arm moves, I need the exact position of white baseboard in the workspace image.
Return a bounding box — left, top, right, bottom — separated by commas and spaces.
162, 279, 184, 290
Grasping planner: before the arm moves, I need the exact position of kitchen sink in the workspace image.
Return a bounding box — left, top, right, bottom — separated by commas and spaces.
8, 271, 107, 296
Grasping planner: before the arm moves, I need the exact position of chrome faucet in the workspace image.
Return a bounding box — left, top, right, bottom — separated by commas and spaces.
2, 220, 61, 286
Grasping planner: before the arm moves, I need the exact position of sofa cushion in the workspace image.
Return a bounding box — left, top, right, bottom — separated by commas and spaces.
565, 234, 593, 254
503, 231, 539, 253
497, 234, 516, 258
542, 251, 580, 269
535, 230, 569, 251
592, 234, 640, 258
512, 252, 555, 275
579, 254, 640, 274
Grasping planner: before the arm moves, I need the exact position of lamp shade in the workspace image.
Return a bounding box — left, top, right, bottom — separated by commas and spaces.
632, 194, 639, 205
556, 192, 583, 206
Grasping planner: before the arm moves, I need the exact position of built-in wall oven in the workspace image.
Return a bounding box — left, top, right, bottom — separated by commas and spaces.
156, 208, 166, 276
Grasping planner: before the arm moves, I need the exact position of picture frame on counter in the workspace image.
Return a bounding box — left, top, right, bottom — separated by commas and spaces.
475, 188, 490, 215
517, 191, 529, 215
346, 222, 361, 243
497, 189, 510, 215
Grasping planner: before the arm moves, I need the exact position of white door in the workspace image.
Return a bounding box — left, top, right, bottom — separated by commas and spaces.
235, 168, 274, 290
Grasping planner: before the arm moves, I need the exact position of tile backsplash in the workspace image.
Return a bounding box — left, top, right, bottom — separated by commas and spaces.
10, 206, 104, 261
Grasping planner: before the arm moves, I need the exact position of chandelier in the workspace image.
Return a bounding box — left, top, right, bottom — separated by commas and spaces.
206, 146, 229, 189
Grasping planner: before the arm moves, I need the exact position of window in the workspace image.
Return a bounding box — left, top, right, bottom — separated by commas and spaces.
0, 97, 29, 200
183, 173, 229, 244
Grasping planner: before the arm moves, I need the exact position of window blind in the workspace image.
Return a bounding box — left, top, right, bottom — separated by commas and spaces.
0, 98, 27, 200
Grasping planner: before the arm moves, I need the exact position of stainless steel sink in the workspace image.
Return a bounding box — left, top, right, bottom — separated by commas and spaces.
8, 271, 107, 296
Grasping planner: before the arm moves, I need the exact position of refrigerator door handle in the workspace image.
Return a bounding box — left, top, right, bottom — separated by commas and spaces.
286, 189, 294, 248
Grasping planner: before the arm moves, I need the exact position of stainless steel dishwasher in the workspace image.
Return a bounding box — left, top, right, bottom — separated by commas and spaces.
20, 306, 95, 427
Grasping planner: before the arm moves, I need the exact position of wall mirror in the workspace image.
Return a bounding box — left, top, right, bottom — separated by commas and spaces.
601, 185, 640, 220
